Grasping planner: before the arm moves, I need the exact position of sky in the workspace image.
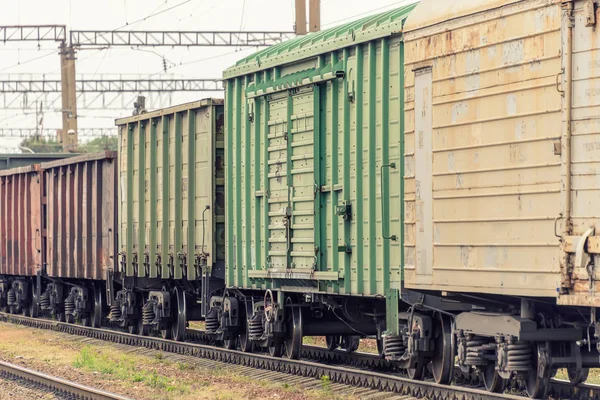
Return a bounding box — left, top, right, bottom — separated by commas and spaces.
0, 0, 417, 152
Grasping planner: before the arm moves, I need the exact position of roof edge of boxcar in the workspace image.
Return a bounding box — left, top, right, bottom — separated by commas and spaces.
40, 151, 117, 169
0, 163, 41, 176
403, 0, 522, 33
115, 98, 224, 126
223, 1, 418, 80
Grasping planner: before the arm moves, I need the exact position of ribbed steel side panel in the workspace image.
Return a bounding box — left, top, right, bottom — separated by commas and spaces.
225, 36, 406, 297
0, 154, 77, 171
116, 99, 224, 279
42, 152, 117, 280
0, 166, 42, 277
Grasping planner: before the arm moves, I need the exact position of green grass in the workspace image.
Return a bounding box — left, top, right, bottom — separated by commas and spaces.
72, 346, 188, 394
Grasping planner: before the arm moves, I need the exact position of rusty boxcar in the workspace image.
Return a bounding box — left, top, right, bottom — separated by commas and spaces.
42, 151, 117, 280
0, 152, 115, 326
114, 99, 225, 340
0, 164, 43, 315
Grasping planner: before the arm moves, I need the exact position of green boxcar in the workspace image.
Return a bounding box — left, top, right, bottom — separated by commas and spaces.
224, 4, 415, 298
116, 100, 225, 281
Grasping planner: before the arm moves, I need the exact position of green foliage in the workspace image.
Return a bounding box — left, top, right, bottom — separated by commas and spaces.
20, 137, 62, 153
79, 136, 118, 152
19, 136, 117, 154
72, 346, 188, 394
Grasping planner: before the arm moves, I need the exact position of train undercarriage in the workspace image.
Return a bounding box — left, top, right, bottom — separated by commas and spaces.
205, 288, 600, 399
1, 271, 599, 399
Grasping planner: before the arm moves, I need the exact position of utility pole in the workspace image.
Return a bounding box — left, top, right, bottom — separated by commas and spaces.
295, 0, 320, 34
59, 41, 78, 152
295, 0, 307, 35
309, 0, 321, 33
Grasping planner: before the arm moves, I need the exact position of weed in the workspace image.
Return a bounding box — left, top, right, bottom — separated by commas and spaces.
320, 375, 331, 392
154, 353, 165, 361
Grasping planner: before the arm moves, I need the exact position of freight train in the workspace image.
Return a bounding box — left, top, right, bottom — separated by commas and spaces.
0, 1, 599, 398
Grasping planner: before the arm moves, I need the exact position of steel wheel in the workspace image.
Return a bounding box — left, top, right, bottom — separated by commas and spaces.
482, 364, 504, 393
568, 367, 589, 385
224, 337, 237, 350
431, 312, 454, 385
284, 306, 303, 359
91, 283, 103, 328
325, 335, 340, 351
65, 314, 74, 324
28, 280, 39, 318
161, 326, 172, 340
525, 343, 550, 399
268, 343, 283, 357
407, 363, 425, 381
340, 336, 360, 353
171, 287, 186, 342
127, 322, 138, 335
239, 316, 253, 353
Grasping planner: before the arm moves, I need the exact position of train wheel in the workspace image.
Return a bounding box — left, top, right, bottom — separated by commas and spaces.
160, 326, 172, 340
239, 316, 253, 353
568, 367, 589, 385
268, 343, 283, 357
525, 342, 550, 399
223, 337, 237, 350
28, 280, 39, 318
340, 336, 360, 353
127, 323, 138, 335
482, 364, 504, 393
325, 335, 340, 351
90, 283, 103, 328
171, 287, 186, 342
377, 337, 385, 358
138, 317, 150, 336
407, 363, 425, 381
431, 312, 454, 385
284, 306, 303, 360
65, 314, 74, 324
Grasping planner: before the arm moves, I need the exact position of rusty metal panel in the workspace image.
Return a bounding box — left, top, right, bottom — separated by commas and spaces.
115, 100, 224, 280
403, 0, 564, 297
42, 152, 117, 280
0, 165, 43, 277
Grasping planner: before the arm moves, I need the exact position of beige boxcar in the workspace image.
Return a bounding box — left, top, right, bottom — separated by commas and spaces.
403, 0, 600, 306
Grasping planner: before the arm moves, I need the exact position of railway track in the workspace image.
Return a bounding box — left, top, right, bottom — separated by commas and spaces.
0, 312, 596, 400
0, 359, 131, 400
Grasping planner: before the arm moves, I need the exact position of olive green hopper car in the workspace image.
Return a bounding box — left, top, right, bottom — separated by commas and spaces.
116, 100, 226, 284
224, 4, 416, 299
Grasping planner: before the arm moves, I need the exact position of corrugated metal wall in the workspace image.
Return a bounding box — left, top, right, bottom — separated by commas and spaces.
0, 166, 43, 277
42, 152, 117, 280
116, 100, 224, 280
225, 37, 405, 297
403, 0, 563, 297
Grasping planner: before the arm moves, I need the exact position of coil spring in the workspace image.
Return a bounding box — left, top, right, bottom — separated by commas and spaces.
205, 308, 219, 333
64, 293, 75, 316
465, 336, 495, 366
248, 314, 264, 339
506, 341, 532, 371
142, 300, 156, 326
383, 335, 406, 358
39, 291, 50, 310
6, 289, 16, 306
108, 303, 121, 321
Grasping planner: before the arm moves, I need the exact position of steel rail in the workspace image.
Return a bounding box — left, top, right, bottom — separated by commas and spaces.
0, 312, 596, 400
0, 359, 131, 400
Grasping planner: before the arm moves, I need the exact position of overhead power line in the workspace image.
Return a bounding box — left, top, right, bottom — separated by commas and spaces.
0, 78, 223, 93
70, 30, 295, 47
